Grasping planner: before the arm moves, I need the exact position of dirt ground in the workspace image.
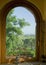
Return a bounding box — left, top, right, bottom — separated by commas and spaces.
13, 62, 46, 65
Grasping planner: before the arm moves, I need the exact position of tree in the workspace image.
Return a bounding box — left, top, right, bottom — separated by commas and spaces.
6, 9, 30, 55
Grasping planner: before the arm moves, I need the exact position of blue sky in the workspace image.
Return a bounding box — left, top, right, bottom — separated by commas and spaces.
12, 7, 36, 35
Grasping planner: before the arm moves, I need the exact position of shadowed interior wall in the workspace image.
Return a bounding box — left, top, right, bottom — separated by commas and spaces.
0, 14, 1, 63
44, 0, 46, 56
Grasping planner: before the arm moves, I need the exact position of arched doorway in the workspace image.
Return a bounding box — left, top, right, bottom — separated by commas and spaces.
0, 0, 43, 63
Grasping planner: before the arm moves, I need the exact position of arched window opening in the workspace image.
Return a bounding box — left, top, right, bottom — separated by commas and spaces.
6, 7, 36, 61
0, 0, 43, 63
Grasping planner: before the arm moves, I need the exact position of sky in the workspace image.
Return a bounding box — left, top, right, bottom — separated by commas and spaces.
12, 7, 36, 35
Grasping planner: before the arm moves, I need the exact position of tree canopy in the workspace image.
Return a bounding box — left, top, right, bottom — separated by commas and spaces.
6, 9, 36, 57
6, 9, 30, 55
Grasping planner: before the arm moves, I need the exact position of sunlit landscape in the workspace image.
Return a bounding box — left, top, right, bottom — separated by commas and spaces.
6, 7, 36, 62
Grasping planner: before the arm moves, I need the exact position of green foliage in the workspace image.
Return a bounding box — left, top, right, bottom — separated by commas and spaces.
6, 8, 36, 58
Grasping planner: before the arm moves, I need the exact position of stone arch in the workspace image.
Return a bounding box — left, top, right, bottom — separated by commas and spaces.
0, 0, 43, 63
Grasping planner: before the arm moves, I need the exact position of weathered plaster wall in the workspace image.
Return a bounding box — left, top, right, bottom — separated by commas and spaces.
44, 0, 46, 20
43, 0, 46, 56
44, 0, 46, 55
0, 0, 44, 19
0, 11, 1, 63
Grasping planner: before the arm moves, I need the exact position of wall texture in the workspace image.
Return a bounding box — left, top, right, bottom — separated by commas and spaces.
0, 0, 44, 19
44, 0, 46, 56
